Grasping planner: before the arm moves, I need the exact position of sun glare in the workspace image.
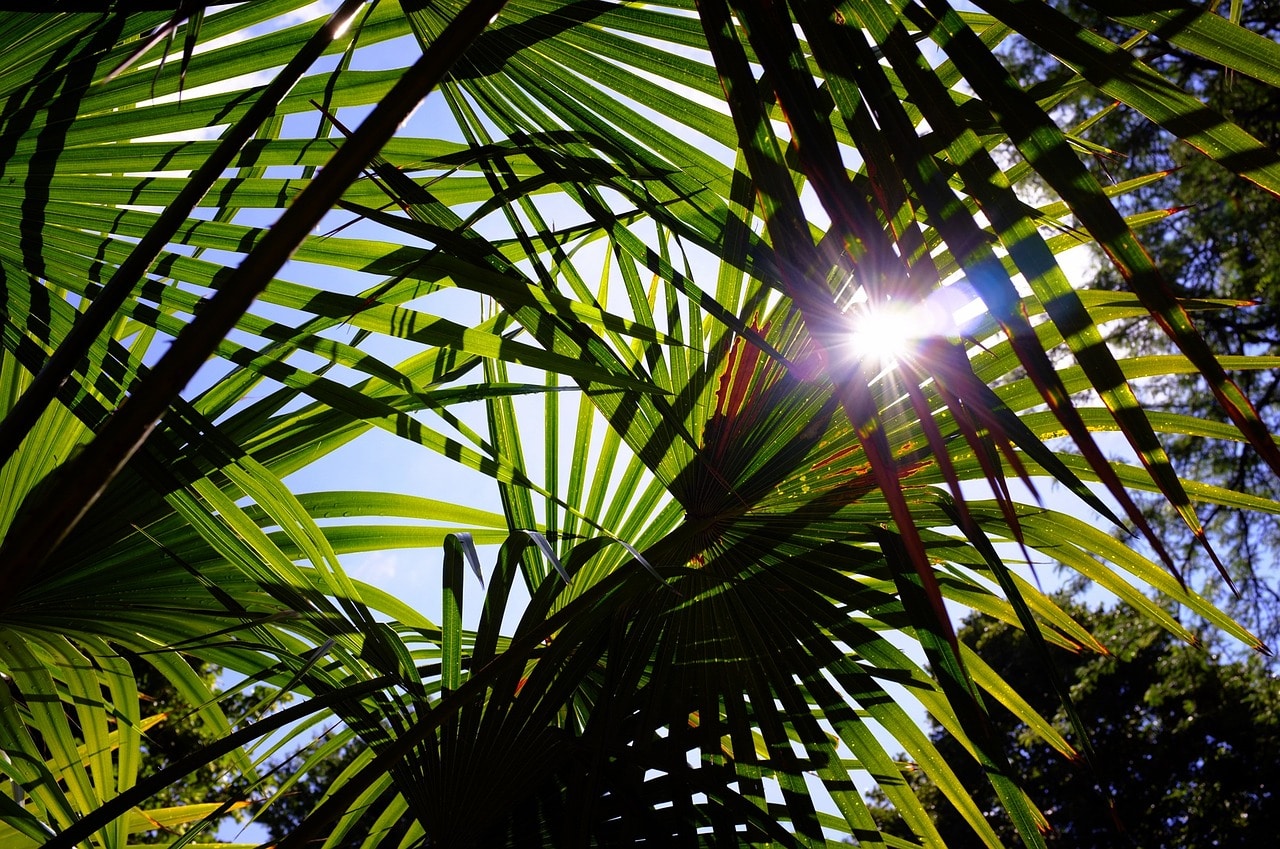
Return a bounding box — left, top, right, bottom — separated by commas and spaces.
843, 282, 976, 369
847, 303, 923, 366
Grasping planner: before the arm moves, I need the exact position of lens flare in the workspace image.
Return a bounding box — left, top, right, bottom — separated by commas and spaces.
847, 302, 923, 367
843, 281, 976, 371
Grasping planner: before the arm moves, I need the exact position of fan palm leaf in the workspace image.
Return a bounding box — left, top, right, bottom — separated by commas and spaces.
0, 1, 1277, 847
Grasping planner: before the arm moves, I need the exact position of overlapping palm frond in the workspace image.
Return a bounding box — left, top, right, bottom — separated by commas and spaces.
0, 1, 1278, 846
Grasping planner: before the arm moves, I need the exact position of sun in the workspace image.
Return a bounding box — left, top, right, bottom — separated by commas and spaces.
846, 302, 924, 367
841, 280, 977, 370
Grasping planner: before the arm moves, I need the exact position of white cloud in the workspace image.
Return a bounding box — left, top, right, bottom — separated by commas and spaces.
352, 550, 400, 584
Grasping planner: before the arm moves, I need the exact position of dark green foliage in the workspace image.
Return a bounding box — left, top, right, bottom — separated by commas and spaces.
254, 740, 364, 848
129, 657, 263, 843
1003, 0, 1280, 644
870, 603, 1280, 847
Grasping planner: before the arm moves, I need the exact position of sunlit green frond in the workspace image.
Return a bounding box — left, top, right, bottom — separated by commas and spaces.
0, 1, 1277, 847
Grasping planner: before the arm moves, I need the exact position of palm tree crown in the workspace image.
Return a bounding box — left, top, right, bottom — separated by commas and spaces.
1, 1, 1279, 846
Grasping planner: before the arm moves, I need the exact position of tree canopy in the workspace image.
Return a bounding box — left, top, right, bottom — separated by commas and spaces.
1000, 0, 1280, 645
870, 599, 1280, 846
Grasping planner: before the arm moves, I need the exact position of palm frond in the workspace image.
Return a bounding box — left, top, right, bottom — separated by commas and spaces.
0, 2, 1277, 847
